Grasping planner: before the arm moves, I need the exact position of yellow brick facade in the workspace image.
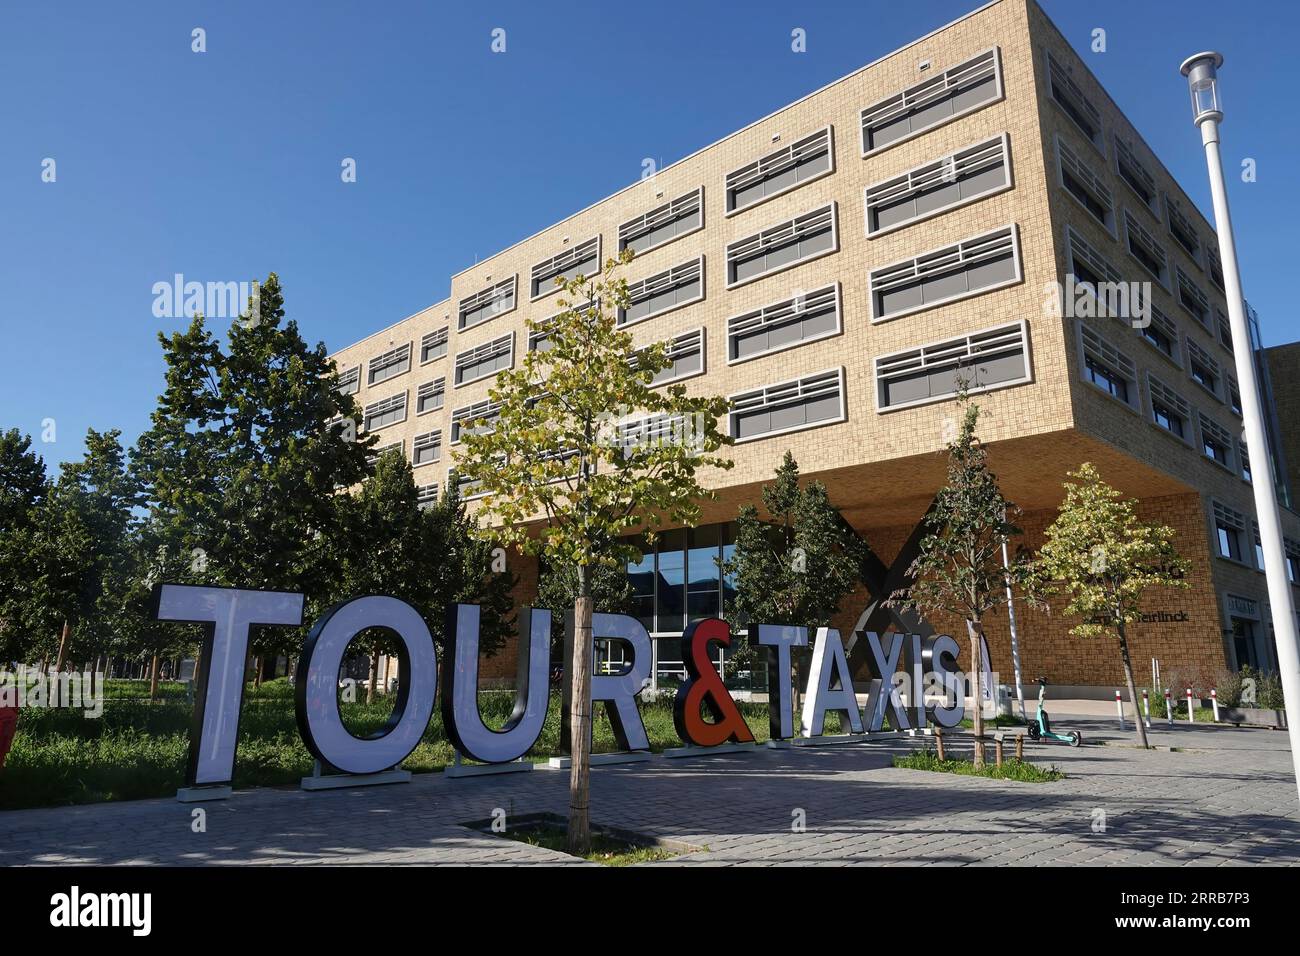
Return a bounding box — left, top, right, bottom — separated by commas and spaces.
331, 0, 1300, 687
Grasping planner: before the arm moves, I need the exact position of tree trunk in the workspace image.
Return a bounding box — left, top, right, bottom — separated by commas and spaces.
1117, 622, 1148, 748
254, 654, 265, 689
367, 648, 380, 704
966, 618, 985, 767
54, 620, 71, 672
567, 566, 594, 857
149, 653, 160, 701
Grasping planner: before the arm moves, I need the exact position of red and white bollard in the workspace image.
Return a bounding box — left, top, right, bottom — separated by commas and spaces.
1186, 687, 1195, 723
1115, 689, 1125, 730
1164, 689, 1172, 726
1211, 688, 1220, 722
1142, 689, 1151, 729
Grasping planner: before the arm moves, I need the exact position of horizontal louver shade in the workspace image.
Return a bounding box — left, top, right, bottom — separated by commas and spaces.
871, 225, 1019, 320
420, 328, 448, 364
727, 284, 840, 363
620, 258, 703, 325
368, 343, 411, 385
876, 322, 1030, 411
458, 277, 516, 331
531, 237, 600, 298
861, 48, 1001, 153
618, 188, 702, 254
726, 127, 833, 213
454, 333, 514, 385
726, 203, 837, 286
865, 134, 1010, 234
730, 368, 844, 441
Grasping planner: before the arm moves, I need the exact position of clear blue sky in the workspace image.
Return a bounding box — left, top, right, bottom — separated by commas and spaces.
3, 0, 1297, 471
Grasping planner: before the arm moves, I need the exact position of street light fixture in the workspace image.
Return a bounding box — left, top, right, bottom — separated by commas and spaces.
1180, 51, 1300, 803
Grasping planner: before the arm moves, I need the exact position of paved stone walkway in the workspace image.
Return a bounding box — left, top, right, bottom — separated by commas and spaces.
3, 717, 1296, 866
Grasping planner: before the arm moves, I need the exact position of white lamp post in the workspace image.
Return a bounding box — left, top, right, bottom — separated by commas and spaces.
1180, 52, 1300, 802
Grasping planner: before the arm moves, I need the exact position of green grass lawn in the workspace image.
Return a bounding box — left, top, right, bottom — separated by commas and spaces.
892, 748, 1063, 782
502, 825, 685, 865
1, 679, 840, 810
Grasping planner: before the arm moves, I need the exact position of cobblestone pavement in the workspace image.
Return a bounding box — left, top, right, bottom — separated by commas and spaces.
3, 718, 1296, 866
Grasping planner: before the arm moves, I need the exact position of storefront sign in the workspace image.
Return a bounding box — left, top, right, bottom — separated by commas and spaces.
154, 584, 966, 789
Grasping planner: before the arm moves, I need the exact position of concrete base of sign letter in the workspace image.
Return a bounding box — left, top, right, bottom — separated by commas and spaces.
300, 769, 412, 791
765, 739, 793, 749
444, 759, 534, 778
662, 742, 757, 759
175, 785, 232, 803
546, 751, 653, 769
792, 734, 868, 747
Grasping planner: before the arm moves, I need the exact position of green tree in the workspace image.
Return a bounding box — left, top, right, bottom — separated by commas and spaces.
334, 449, 516, 701
0, 430, 48, 663
1032, 463, 1191, 748
133, 273, 372, 675
454, 249, 732, 853
534, 558, 633, 660
723, 451, 867, 710
887, 397, 1031, 766
29, 429, 140, 677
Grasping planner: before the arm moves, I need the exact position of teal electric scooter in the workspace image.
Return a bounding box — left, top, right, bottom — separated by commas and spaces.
1025, 677, 1081, 746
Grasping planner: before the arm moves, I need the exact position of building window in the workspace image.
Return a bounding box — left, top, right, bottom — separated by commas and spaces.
416, 483, 439, 510
1199, 411, 1234, 470
1228, 376, 1242, 417
1284, 538, 1300, 583
366, 440, 404, 469
1165, 196, 1202, 264
616, 412, 696, 454
458, 277, 516, 331
451, 469, 488, 501
727, 284, 841, 364
450, 399, 501, 443
1113, 135, 1159, 213
530, 236, 600, 300
864, 133, 1011, 236
636, 328, 705, 386
871, 224, 1020, 323
420, 328, 448, 364
1147, 373, 1190, 443
1213, 501, 1246, 563
1065, 226, 1132, 319
1253, 523, 1265, 570
1216, 309, 1235, 355
337, 365, 360, 396
729, 368, 845, 442
1139, 302, 1180, 366
1240, 440, 1252, 484
1046, 50, 1104, 149
876, 321, 1031, 412
619, 187, 703, 255
412, 430, 442, 467
453, 332, 514, 387
1056, 136, 1114, 231
1123, 209, 1170, 288
367, 343, 411, 386
363, 392, 407, 432
619, 257, 704, 326
416, 377, 445, 415
726, 127, 833, 214
624, 523, 737, 639
1078, 323, 1137, 409
1176, 265, 1211, 327
860, 48, 1002, 155
1186, 338, 1222, 400
1206, 245, 1225, 292
726, 203, 837, 288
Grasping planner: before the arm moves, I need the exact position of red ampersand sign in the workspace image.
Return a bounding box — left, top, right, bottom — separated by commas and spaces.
672, 618, 755, 747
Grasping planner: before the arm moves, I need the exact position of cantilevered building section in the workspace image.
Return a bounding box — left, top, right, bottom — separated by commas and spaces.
330, 0, 1300, 691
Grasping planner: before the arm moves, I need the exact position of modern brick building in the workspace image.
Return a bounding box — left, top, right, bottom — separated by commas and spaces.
329, 0, 1300, 694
